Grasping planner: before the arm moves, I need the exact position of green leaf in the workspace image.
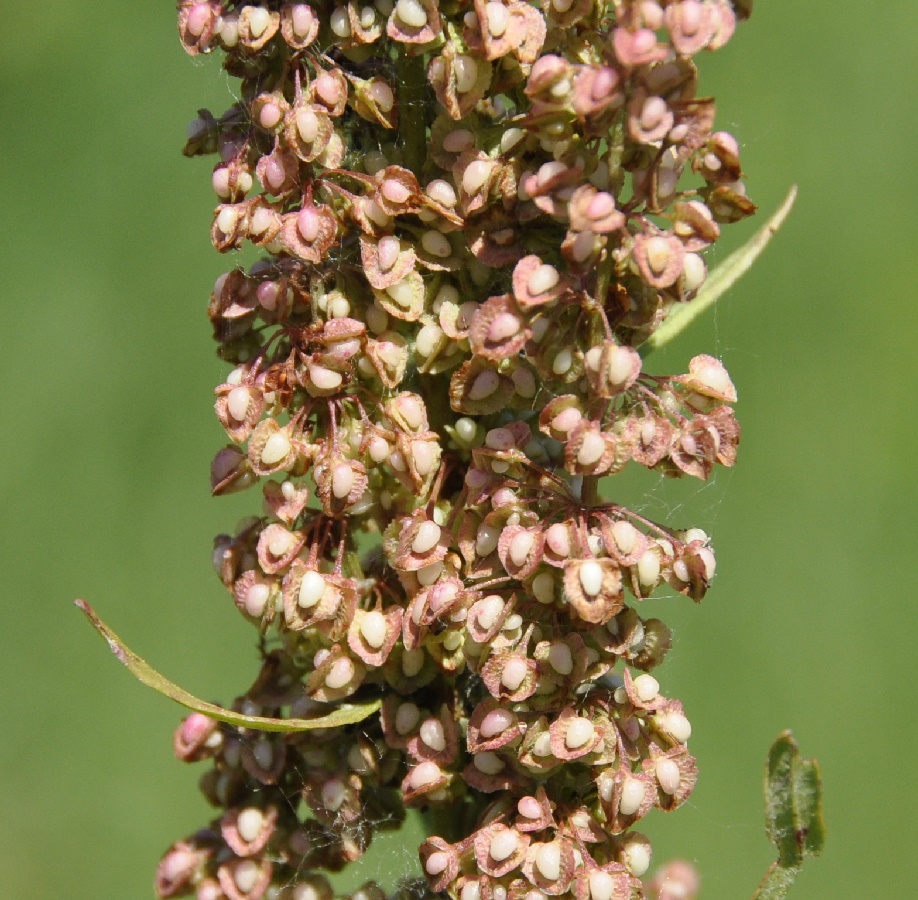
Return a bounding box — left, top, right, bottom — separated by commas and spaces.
75, 599, 381, 733
753, 730, 826, 899
640, 185, 797, 357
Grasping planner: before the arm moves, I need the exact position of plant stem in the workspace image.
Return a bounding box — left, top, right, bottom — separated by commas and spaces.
397, 52, 427, 177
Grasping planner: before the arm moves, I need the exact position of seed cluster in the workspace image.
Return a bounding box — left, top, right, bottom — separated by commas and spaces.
159, 1, 752, 898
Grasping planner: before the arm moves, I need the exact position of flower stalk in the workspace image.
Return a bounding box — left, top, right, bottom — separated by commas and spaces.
94, 2, 817, 899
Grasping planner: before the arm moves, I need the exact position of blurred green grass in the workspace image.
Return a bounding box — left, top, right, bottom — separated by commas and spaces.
1, 1, 915, 897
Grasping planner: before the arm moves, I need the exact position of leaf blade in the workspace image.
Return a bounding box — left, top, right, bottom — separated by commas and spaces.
753, 730, 826, 900
641, 185, 797, 356
75, 599, 380, 733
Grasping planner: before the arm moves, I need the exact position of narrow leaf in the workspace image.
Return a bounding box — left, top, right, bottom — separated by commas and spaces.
641, 184, 797, 356
75, 599, 380, 732
753, 730, 826, 900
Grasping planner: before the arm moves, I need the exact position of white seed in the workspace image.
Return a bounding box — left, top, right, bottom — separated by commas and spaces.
247, 8, 271, 39
660, 711, 692, 743
572, 230, 597, 262
245, 583, 270, 617
395, 702, 420, 735
552, 349, 573, 376
532, 732, 553, 757
480, 708, 514, 738
332, 463, 355, 499
462, 160, 494, 195
500, 657, 528, 691
637, 549, 661, 586
425, 851, 449, 875
234, 859, 260, 893
682, 252, 706, 292
325, 657, 355, 689
508, 531, 535, 567
298, 571, 326, 609
579, 560, 604, 597
360, 610, 387, 648
485, 1, 510, 37
296, 107, 320, 144
416, 322, 444, 357
644, 235, 672, 275
369, 81, 394, 112
368, 436, 391, 463
475, 527, 500, 559
547, 642, 573, 675
455, 417, 477, 443
442, 630, 462, 651
500, 127, 525, 153
396, 0, 428, 28
290, 5, 316, 38
453, 55, 478, 93
381, 178, 411, 204
461, 883, 481, 900
412, 521, 442, 554
385, 277, 416, 309
565, 717, 595, 749
532, 572, 555, 604
588, 871, 616, 900
212, 167, 231, 198
319, 779, 346, 813
655, 758, 681, 795
532, 317, 551, 344
673, 559, 690, 582
611, 520, 638, 556
698, 547, 716, 580
309, 364, 343, 391
475, 595, 504, 631
489, 829, 518, 861
216, 206, 239, 235
364, 198, 391, 226
512, 367, 537, 398
377, 235, 401, 271
619, 777, 646, 816
621, 838, 651, 877
426, 178, 458, 207
420, 718, 447, 751
330, 6, 352, 35
410, 761, 442, 788
236, 807, 265, 843
527, 264, 560, 296
469, 368, 500, 400
421, 229, 452, 257
607, 345, 635, 387
442, 129, 474, 153
401, 648, 425, 677
633, 673, 660, 702
417, 560, 444, 586
268, 528, 295, 557
487, 312, 521, 344
544, 524, 569, 559
473, 751, 505, 774
576, 432, 606, 467
535, 843, 561, 882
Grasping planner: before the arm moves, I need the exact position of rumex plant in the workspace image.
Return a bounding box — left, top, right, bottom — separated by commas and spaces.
78, 2, 824, 899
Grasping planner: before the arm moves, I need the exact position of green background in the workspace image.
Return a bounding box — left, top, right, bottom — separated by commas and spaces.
1, 2, 914, 897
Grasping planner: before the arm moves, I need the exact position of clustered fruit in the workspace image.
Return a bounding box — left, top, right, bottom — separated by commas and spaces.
158, 1, 754, 898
